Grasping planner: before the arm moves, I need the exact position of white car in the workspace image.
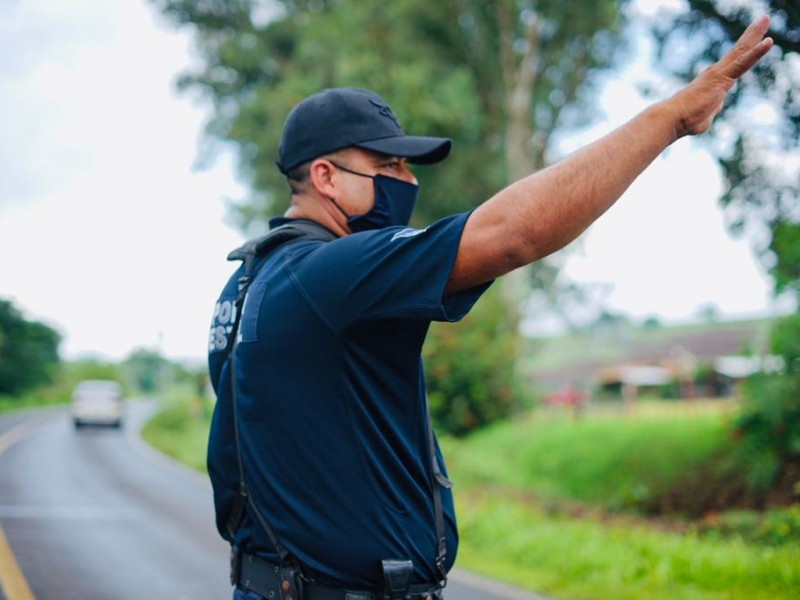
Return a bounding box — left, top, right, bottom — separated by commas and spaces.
71, 380, 125, 429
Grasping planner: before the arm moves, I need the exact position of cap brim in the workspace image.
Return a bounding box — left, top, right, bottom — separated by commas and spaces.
356, 135, 451, 165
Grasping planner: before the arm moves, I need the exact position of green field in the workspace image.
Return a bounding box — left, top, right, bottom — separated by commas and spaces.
455, 493, 799, 600
442, 403, 736, 510
442, 403, 800, 599
142, 396, 800, 599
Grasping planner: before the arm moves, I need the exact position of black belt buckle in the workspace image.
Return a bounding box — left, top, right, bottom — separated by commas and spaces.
381, 559, 412, 600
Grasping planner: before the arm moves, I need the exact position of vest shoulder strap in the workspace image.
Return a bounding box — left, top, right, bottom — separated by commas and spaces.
225, 219, 337, 350
223, 219, 336, 549
227, 219, 337, 266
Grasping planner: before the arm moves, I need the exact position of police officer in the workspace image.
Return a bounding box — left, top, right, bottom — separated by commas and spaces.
207, 17, 773, 600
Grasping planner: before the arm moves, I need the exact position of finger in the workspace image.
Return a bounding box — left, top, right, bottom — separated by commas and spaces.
720, 15, 773, 78
739, 14, 771, 46
729, 37, 774, 78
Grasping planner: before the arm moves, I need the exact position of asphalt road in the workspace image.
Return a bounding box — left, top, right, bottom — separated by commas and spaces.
0, 403, 548, 600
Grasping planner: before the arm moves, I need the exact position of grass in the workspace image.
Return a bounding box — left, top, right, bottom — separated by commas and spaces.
455, 492, 800, 600
442, 401, 738, 510
441, 402, 800, 598
140, 393, 210, 472
0, 390, 68, 413
141, 394, 800, 599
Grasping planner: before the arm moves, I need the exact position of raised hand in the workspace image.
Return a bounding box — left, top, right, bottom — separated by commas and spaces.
667, 14, 774, 138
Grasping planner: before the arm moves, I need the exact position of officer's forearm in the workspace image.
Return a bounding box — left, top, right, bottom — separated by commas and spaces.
487, 101, 677, 259
446, 101, 679, 293
445, 15, 772, 296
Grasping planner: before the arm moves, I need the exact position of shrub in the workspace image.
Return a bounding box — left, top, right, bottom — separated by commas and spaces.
698, 505, 800, 548
423, 285, 529, 436
733, 312, 800, 492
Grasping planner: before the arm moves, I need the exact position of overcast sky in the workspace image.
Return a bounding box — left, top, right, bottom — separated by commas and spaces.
0, 1, 789, 362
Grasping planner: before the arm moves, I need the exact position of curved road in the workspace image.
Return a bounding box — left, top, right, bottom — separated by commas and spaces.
0, 403, 547, 600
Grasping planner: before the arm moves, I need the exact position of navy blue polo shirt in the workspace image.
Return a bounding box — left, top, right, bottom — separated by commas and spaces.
207, 212, 490, 588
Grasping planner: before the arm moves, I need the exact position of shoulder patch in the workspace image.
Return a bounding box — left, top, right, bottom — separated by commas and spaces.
208, 296, 237, 353
391, 227, 427, 241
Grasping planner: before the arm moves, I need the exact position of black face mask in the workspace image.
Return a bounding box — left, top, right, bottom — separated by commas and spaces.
329, 162, 419, 232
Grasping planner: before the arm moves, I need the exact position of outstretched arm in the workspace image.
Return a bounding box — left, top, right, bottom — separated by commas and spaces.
446, 15, 774, 295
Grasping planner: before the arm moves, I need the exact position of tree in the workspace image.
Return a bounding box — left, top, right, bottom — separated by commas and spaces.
151, 0, 630, 223
64, 358, 122, 384
0, 299, 61, 396
122, 348, 172, 395
653, 1, 799, 494
652, 1, 800, 295
151, 0, 631, 431
734, 311, 800, 493
424, 285, 526, 436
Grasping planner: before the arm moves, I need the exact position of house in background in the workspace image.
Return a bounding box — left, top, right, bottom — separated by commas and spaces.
527, 318, 778, 404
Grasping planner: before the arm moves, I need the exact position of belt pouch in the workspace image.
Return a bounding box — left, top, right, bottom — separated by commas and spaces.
381, 559, 412, 600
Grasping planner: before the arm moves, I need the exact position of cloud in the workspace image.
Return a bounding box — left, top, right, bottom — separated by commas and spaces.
0, 1, 245, 360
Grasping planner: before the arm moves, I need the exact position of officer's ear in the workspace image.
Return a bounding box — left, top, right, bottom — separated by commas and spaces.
308, 158, 338, 199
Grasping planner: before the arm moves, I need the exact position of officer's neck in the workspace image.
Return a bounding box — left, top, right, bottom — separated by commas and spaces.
285, 193, 349, 238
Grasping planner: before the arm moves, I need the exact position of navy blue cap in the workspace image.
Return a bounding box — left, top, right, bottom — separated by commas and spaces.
276, 88, 452, 174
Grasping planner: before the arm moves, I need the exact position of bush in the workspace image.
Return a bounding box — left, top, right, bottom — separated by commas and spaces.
0, 299, 61, 396
140, 387, 210, 472
733, 312, 800, 492
755, 504, 800, 546
423, 285, 528, 436
698, 505, 800, 548
0, 358, 126, 413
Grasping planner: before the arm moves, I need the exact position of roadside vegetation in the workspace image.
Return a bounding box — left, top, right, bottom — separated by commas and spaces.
442, 404, 734, 511
3, 285, 797, 598
444, 402, 800, 599
140, 391, 799, 600
456, 492, 799, 600
140, 386, 210, 472
2, 3, 797, 596
0, 356, 121, 413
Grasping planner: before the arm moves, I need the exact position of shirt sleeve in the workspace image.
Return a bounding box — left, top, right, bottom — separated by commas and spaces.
282, 212, 492, 332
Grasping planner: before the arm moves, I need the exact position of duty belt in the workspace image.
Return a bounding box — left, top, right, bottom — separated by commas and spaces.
232, 549, 444, 600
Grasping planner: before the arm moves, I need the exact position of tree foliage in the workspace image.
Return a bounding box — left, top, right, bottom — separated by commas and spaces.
654, 1, 800, 498
64, 358, 122, 384
0, 299, 61, 396
151, 0, 630, 226
122, 347, 172, 394
423, 285, 527, 436
150, 0, 630, 431
735, 312, 800, 492
653, 0, 800, 296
